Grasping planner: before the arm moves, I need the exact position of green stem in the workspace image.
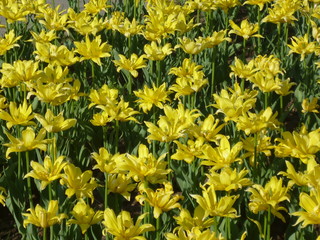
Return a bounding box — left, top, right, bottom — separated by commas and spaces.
91, 61, 95, 87
104, 172, 109, 209
43, 227, 47, 240
211, 46, 217, 97
264, 92, 269, 109
277, 23, 281, 58
115, 120, 119, 153
166, 142, 171, 182
242, 38, 247, 62
128, 72, 133, 95
257, 6, 262, 54
26, 151, 34, 209
267, 206, 271, 240
85, 232, 89, 240
156, 60, 161, 87
156, 216, 161, 240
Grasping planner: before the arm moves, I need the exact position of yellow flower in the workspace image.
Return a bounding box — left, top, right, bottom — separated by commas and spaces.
203, 30, 231, 48
34, 42, 78, 66
29, 29, 57, 44
187, 114, 226, 143
0, 30, 21, 55
262, 0, 299, 24
4, 127, 50, 159
169, 58, 208, 98
229, 19, 263, 40
0, 94, 8, 109
173, 205, 215, 231
0, 99, 36, 129
249, 72, 282, 93
74, 35, 112, 66
165, 228, 226, 240
24, 155, 67, 190
102, 208, 155, 239
145, 104, 200, 143
107, 173, 137, 201
275, 125, 320, 164
0, 1, 29, 23
243, 0, 273, 11
35, 109, 77, 133
229, 57, 258, 79
88, 84, 119, 109
60, 163, 98, 203
90, 111, 111, 126
23, 200, 67, 228
0, 60, 42, 84
212, 0, 241, 13
172, 138, 206, 164
134, 83, 172, 113
68, 9, 106, 36
247, 176, 290, 222
175, 36, 206, 55
121, 144, 171, 184
211, 82, 258, 122
92, 147, 125, 174
83, 0, 111, 15
241, 134, 273, 166
236, 107, 280, 135
113, 53, 147, 78
191, 184, 239, 218
302, 98, 319, 113
67, 199, 103, 234
200, 136, 243, 170
37, 5, 68, 31
136, 182, 183, 219
96, 97, 140, 123
288, 34, 317, 61
115, 17, 144, 37
0, 187, 6, 206
205, 167, 252, 192
275, 78, 296, 96
291, 188, 320, 227
278, 160, 314, 187
144, 41, 173, 61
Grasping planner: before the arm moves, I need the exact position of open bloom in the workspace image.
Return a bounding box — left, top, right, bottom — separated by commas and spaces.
23, 200, 67, 228
102, 208, 155, 239
4, 127, 50, 159
136, 182, 183, 219
191, 184, 239, 218
60, 163, 98, 203
113, 53, 147, 78
24, 155, 67, 190
247, 176, 290, 222
291, 188, 320, 227
35, 109, 77, 133
0, 99, 36, 129
134, 83, 171, 113
74, 35, 112, 66
288, 34, 317, 61
67, 199, 103, 234
120, 144, 171, 184
229, 19, 263, 40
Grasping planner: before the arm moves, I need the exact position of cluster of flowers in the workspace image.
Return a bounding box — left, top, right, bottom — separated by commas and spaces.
0, 0, 320, 239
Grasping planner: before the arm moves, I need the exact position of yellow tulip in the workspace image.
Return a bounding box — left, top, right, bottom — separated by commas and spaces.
0, 99, 36, 129
35, 109, 77, 133
4, 127, 50, 159
102, 208, 155, 239
67, 199, 103, 234
24, 155, 67, 190
23, 200, 67, 228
